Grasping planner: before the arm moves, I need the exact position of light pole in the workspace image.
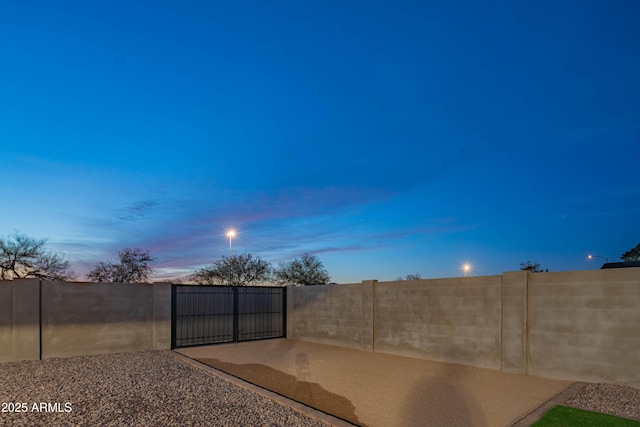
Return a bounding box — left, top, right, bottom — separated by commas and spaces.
588, 254, 609, 263
226, 229, 236, 256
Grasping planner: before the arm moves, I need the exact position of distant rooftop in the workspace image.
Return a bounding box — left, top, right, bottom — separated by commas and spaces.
600, 261, 640, 269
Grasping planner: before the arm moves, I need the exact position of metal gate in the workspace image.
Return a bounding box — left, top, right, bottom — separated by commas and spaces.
171, 285, 286, 349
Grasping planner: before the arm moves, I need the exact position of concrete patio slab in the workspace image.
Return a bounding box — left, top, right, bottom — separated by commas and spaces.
176, 339, 573, 427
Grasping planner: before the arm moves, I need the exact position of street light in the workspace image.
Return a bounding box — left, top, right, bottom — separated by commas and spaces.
461, 262, 472, 277
226, 229, 236, 256
588, 254, 609, 263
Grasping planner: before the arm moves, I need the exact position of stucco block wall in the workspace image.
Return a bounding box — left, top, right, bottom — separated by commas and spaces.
153, 282, 172, 350
291, 281, 374, 350
527, 268, 640, 387
501, 271, 528, 373
290, 268, 640, 386
374, 276, 502, 369
43, 281, 151, 358
0, 279, 41, 362
0, 281, 11, 362
0, 280, 171, 361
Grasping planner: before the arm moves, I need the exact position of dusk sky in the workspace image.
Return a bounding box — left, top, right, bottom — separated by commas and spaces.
2, 0, 639, 283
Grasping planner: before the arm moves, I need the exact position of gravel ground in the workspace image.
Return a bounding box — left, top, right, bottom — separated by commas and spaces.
0, 351, 330, 427
564, 382, 640, 421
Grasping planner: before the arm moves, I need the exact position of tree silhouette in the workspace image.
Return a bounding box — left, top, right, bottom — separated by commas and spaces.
621, 243, 640, 262
0, 232, 73, 280
519, 261, 548, 273
87, 248, 155, 283
273, 253, 330, 286
193, 253, 272, 286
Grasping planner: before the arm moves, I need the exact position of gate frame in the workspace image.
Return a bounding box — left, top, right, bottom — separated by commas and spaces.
171, 284, 287, 349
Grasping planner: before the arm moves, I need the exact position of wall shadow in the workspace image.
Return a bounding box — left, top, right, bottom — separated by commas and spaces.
195, 356, 362, 426
402, 289, 486, 426
406, 363, 487, 427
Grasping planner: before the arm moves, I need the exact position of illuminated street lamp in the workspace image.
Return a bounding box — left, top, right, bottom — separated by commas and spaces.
226, 229, 236, 256
588, 254, 608, 263
461, 262, 472, 277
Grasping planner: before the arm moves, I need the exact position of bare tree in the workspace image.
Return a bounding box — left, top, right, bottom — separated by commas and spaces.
87, 248, 155, 283
519, 261, 548, 273
273, 253, 330, 286
395, 273, 422, 281
621, 243, 640, 262
192, 253, 272, 286
0, 232, 73, 280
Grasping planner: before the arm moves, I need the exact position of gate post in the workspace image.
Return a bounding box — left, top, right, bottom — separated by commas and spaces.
283, 286, 290, 339
170, 285, 177, 349
233, 287, 239, 342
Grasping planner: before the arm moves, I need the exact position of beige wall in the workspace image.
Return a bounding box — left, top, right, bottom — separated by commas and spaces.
0, 279, 41, 362
374, 275, 502, 369
290, 268, 640, 387
0, 280, 171, 362
290, 281, 374, 351
527, 269, 640, 387
501, 271, 528, 373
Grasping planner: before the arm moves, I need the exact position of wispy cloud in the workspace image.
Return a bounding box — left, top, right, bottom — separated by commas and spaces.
116, 200, 159, 221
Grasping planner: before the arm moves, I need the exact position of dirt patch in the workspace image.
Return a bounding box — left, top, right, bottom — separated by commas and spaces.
196, 357, 362, 426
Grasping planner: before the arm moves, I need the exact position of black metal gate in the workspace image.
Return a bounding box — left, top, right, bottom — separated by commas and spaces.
171, 285, 286, 349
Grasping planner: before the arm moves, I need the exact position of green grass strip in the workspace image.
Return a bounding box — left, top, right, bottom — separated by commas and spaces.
533, 405, 640, 427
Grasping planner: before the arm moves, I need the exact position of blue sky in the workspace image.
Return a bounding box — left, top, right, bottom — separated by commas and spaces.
1, 0, 639, 283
